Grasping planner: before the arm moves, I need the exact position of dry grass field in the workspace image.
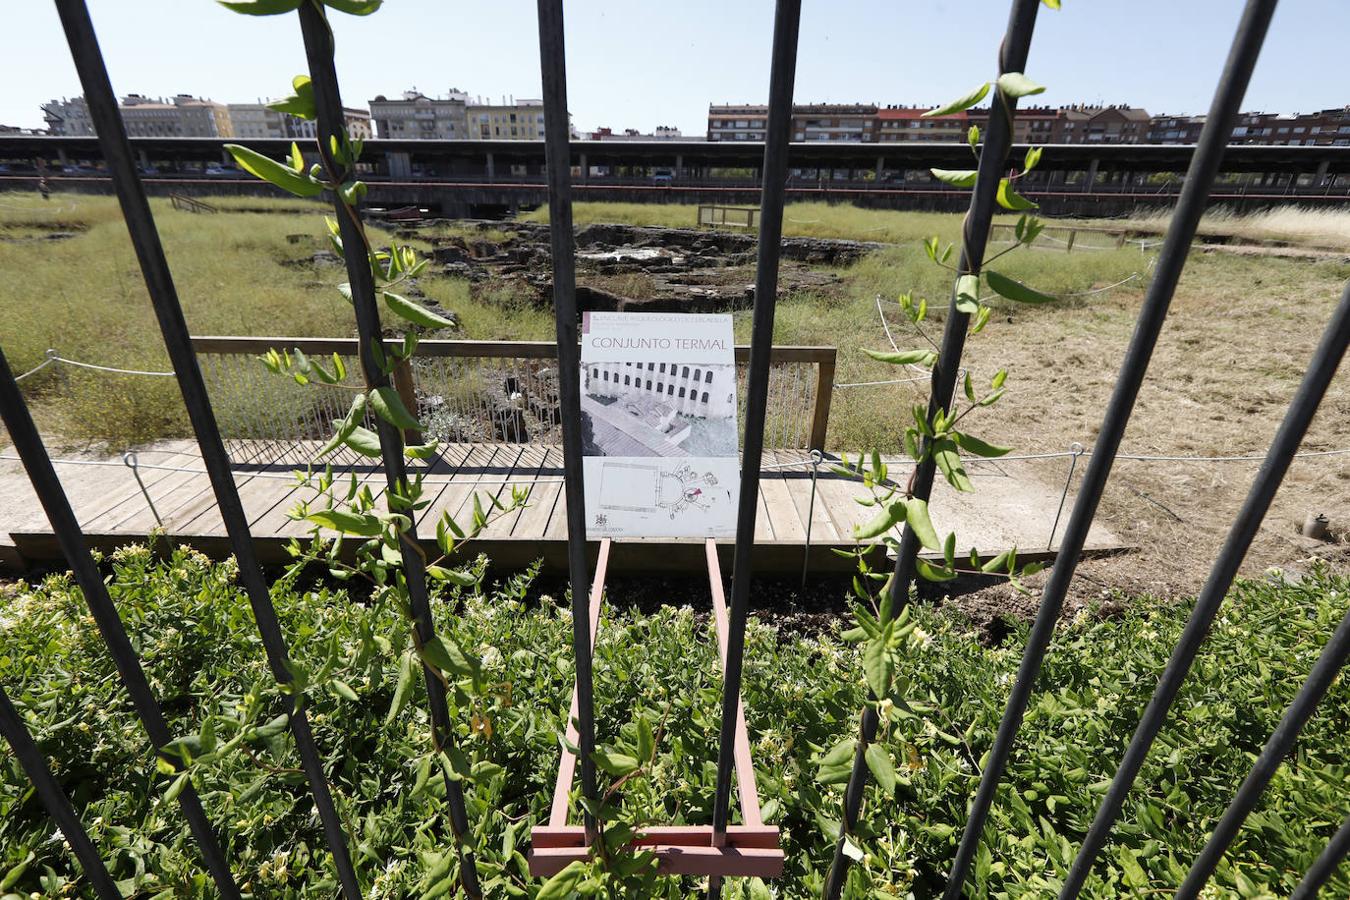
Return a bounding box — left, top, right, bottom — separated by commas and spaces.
2, 192, 1347, 605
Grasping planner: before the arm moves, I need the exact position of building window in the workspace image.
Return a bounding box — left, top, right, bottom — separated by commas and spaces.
623, 374, 630, 385
645, 379, 652, 390
705, 372, 714, 386
681, 365, 690, 378
701, 391, 709, 403
657, 383, 664, 394
659, 363, 665, 373
602, 370, 609, 381
647, 363, 654, 370
678, 387, 686, 398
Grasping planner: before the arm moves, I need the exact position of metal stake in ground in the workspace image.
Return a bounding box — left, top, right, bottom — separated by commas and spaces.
0, 684, 121, 899
0, 344, 240, 899
535, 0, 600, 840
710, 4, 802, 898
296, 4, 478, 896
52, 1, 363, 895
933, 0, 1281, 896
827, 1, 1044, 896
1163, 284, 1350, 900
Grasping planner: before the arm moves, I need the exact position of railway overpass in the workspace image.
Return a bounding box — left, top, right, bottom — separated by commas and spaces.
3, 136, 1348, 218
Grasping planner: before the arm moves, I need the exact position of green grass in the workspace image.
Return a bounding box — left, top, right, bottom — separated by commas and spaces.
520, 200, 970, 245
0, 547, 1345, 898
0, 193, 550, 448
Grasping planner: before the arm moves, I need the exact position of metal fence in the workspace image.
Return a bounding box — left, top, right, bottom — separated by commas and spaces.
0, 0, 1347, 899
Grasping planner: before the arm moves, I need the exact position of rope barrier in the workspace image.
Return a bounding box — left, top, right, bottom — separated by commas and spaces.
14, 349, 175, 381
0, 454, 566, 485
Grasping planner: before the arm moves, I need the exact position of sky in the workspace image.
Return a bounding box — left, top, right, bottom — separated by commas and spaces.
6, 1, 1349, 135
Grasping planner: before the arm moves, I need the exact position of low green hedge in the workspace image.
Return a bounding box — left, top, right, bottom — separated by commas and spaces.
0, 546, 1345, 898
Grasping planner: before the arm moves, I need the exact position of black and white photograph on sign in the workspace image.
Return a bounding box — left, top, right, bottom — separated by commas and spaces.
580, 311, 740, 539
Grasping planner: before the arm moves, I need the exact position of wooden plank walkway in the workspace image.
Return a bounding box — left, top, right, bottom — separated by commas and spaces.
0, 439, 1123, 573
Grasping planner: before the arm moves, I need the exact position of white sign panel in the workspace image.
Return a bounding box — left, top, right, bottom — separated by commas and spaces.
580, 312, 739, 538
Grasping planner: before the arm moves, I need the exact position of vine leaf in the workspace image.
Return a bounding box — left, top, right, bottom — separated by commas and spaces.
218, 0, 302, 14
323, 0, 384, 14
996, 72, 1046, 99
268, 76, 316, 120
592, 747, 641, 778
925, 82, 991, 118
933, 438, 974, 492
426, 566, 479, 587
955, 274, 981, 314
986, 269, 1057, 304
224, 144, 323, 197
305, 508, 381, 536
905, 499, 941, 551
865, 743, 898, 794
864, 348, 937, 367
386, 652, 415, 724
318, 391, 366, 457
916, 558, 957, 582
952, 431, 1012, 458
369, 386, 421, 431
930, 168, 979, 188
344, 426, 382, 457
420, 635, 481, 679
996, 178, 1038, 211
863, 635, 892, 697
382, 291, 456, 328
854, 501, 906, 541
537, 861, 587, 900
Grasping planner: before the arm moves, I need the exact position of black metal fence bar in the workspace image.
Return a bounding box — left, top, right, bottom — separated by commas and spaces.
52, 2, 363, 895
535, 0, 599, 838
294, 6, 480, 897
1292, 812, 1350, 899
0, 347, 239, 898
1177, 500, 1350, 895
0, 683, 121, 899
1052, 4, 1281, 895
943, 2, 1281, 897
709, 0, 802, 883
825, 1, 1044, 896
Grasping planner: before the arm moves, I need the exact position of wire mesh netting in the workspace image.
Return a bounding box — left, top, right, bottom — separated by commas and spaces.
199, 348, 824, 468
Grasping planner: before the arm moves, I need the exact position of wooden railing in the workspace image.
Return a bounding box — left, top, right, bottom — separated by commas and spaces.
168, 192, 217, 213
191, 336, 836, 463
698, 204, 760, 230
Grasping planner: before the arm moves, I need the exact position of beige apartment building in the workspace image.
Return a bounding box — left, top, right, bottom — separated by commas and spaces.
467, 99, 547, 140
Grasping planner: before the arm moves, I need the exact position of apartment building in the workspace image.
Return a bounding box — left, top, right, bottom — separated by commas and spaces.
706, 105, 768, 142
41, 97, 95, 136
368, 90, 468, 140
116, 94, 233, 138
876, 106, 968, 142
467, 98, 547, 140
226, 103, 285, 139
791, 104, 878, 142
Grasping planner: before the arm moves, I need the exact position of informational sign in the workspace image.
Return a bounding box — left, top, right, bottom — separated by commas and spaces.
580, 311, 740, 538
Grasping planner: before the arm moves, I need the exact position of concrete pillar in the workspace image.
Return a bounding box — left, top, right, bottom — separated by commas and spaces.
1316, 159, 1330, 186
1083, 157, 1099, 192
580, 152, 588, 183
138, 149, 150, 170
486, 151, 495, 181
57, 147, 69, 167
387, 151, 411, 179
675, 153, 684, 178
876, 154, 885, 181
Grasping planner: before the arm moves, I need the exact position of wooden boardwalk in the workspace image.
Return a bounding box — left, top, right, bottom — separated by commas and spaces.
0, 440, 1123, 573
